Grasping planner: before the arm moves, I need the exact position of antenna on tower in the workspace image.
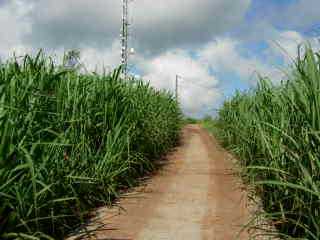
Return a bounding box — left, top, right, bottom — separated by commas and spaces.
121, 0, 132, 80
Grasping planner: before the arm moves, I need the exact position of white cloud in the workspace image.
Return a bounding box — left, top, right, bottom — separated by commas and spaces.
268, 30, 320, 64
26, 0, 251, 54
27, 0, 120, 49
199, 38, 283, 84
136, 50, 222, 116
80, 41, 121, 73
0, 0, 32, 58
197, 32, 320, 88
267, 31, 305, 63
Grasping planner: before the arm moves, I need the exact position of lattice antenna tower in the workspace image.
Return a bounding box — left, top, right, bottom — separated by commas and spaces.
121, 0, 130, 79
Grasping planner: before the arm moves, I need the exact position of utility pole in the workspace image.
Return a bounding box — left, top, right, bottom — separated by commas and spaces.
121, 0, 129, 79
176, 75, 181, 102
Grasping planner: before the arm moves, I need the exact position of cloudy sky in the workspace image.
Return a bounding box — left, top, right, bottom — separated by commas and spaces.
1, 0, 320, 117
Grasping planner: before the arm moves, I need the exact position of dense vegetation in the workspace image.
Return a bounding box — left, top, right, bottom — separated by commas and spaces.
0, 52, 182, 239
208, 46, 320, 239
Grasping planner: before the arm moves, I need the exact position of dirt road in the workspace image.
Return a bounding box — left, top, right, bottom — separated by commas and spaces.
69, 125, 253, 240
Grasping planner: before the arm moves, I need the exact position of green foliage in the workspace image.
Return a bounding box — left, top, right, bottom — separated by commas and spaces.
216, 46, 320, 239
183, 117, 198, 125
0, 52, 182, 239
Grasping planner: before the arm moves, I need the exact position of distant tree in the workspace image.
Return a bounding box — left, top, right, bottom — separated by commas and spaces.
184, 117, 198, 124
203, 115, 212, 122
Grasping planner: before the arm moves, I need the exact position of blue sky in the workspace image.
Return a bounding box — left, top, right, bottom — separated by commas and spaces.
245, 0, 297, 21
0, 0, 319, 117
214, 0, 320, 105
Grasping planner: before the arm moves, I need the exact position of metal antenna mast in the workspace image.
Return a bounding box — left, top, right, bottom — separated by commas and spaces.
121, 0, 129, 79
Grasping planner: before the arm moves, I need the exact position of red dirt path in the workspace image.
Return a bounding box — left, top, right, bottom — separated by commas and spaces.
68, 125, 254, 240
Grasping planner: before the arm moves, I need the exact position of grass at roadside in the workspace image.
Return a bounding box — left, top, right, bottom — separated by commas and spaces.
0, 52, 182, 239
204, 46, 320, 239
